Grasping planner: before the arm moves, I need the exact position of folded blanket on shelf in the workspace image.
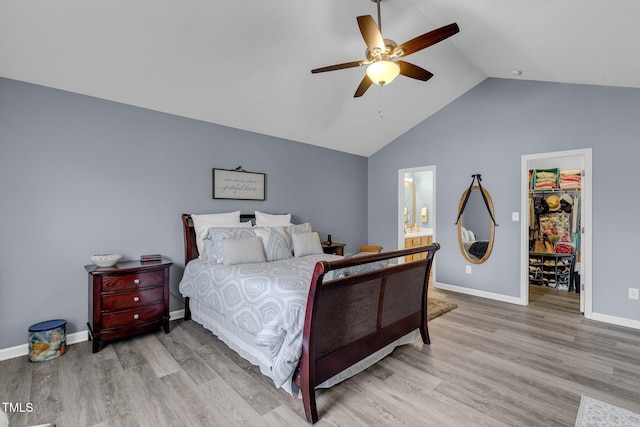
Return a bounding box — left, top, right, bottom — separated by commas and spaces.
560, 169, 582, 176
534, 170, 558, 189
535, 181, 557, 189
559, 173, 581, 190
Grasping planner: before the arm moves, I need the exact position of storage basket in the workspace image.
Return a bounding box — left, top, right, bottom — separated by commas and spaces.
28, 319, 67, 362
531, 168, 559, 190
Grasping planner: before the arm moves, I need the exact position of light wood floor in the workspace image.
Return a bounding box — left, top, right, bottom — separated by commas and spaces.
2, 286, 640, 426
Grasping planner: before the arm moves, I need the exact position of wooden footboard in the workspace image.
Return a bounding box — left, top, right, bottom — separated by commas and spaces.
294, 243, 440, 423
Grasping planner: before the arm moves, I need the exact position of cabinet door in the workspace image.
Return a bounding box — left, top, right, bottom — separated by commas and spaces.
404, 238, 413, 262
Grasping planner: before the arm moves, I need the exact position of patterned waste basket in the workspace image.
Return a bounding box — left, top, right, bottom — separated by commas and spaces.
28, 319, 67, 362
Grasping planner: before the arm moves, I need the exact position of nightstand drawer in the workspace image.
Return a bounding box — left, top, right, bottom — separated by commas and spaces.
102, 286, 164, 311
101, 270, 165, 292
87, 258, 172, 352
101, 303, 164, 329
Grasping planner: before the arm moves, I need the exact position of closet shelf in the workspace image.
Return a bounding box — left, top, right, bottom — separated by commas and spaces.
530, 188, 581, 194
528, 252, 575, 291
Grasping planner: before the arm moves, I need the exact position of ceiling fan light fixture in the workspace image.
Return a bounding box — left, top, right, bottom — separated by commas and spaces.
366, 60, 400, 86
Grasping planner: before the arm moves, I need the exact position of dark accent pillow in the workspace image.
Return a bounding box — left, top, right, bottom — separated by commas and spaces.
469, 241, 489, 259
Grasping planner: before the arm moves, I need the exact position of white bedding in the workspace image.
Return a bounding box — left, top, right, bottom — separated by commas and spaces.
179, 254, 419, 395
187, 295, 418, 395
179, 254, 342, 387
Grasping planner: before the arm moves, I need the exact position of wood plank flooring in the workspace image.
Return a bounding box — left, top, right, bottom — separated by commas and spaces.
2, 286, 640, 426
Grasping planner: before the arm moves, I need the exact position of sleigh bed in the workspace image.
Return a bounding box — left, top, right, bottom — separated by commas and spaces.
178, 213, 439, 423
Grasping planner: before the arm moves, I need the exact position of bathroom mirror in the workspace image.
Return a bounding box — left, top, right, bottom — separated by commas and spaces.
457, 185, 496, 264
404, 180, 416, 228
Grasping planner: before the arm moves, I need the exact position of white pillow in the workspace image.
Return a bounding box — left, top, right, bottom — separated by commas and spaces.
254, 226, 293, 262
222, 237, 266, 266
255, 211, 292, 227
460, 227, 469, 242
285, 223, 313, 252
292, 232, 324, 257
191, 211, 241, 256
467, 229, 476, 242
201, 227, 257, 264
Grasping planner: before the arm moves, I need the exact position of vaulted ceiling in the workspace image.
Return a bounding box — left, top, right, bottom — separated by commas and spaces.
2, 0, 639, 156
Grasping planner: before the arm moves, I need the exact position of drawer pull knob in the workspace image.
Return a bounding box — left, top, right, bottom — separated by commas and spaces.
133, 314, 139, 320
133, 296, 140, 302
134, 279, 140, 284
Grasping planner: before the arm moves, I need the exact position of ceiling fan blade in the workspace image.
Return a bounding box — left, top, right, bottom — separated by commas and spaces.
397, 61, 434, 81
354, 75, 373, 98
396, 23, 459, 57
311, 60, 365, 74
357, 15, 385, 54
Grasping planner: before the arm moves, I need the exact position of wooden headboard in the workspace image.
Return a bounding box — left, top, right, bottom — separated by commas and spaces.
181, 213, 257, 265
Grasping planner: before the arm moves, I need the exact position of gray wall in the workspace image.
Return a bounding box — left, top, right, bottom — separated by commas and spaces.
0, 77, 368, 349
368, 78, 640, 322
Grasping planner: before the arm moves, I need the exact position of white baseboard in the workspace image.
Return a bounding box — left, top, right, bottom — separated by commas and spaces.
435, 282, 640, 331
0, 330, 88, 362
0, 309, 186, 362
586, 311, 640, 330
169, 309, 185, 321
434, 282, 525, 305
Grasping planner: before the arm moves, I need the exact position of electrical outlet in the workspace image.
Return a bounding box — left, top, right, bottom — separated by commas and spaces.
512, 212, 520, 221
629, 288, 639, 300
466, 265, 472, 274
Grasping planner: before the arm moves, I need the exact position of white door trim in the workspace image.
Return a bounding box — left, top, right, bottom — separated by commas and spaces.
520, 149, 592, 318
398, 166, 436, 269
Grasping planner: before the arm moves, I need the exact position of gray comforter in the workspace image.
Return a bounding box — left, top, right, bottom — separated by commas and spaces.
178, 253, 342, 387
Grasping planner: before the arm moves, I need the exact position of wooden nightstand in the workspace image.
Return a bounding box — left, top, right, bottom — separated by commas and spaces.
85, 258, 173, 353
322, 242, 346, 256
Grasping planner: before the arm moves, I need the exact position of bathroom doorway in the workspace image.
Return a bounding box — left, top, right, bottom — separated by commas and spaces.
521, 149, 592, 316
398, 166, 436, 266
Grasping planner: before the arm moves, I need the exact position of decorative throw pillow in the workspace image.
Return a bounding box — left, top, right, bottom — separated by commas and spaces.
255, 211, 292, 227
254, 226, 293, 261
292, 232, 324, 257
285, 223, 313, 252
222, 237, 266, 266
191, 211, 242, 256
201, 227, 257, 264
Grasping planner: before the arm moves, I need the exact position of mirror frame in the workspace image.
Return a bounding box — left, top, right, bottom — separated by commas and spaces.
457, 185, 496, 264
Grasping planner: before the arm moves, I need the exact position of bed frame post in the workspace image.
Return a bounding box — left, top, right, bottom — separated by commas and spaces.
296, 243, 440, 423
183, 297, 191, 321
420, 248, 437, 345
298, 262, 326, 423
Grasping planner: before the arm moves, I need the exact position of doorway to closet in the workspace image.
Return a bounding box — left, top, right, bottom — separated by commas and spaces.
397, 166, 436, 269
521, 149, 592, 316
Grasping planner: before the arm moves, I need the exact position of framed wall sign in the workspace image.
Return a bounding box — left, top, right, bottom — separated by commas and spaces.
213, 168, 266, 200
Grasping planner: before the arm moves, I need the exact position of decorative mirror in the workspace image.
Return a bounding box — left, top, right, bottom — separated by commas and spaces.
455, 174, 497, 264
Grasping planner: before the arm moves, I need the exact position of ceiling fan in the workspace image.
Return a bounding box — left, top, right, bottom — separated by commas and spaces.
311, 0, 459, 97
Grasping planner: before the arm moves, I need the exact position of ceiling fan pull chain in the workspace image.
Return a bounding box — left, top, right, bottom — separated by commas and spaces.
378, 86, 384, 118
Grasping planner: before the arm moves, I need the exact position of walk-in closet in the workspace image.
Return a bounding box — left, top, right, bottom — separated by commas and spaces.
528, 167, 582, 297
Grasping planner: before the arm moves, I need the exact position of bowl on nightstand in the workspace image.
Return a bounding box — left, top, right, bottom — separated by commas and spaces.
90, 253, 122, 267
